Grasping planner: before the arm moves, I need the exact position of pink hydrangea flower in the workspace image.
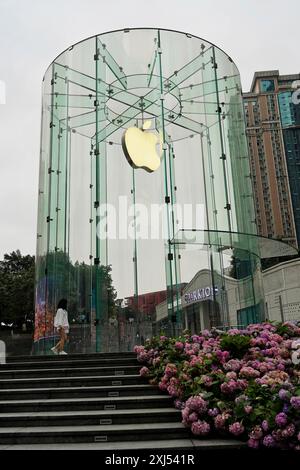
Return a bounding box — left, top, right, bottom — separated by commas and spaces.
139, 366, 150, 377
239, 366, 260, 379
228, 329, 241, 335
248, 438, 260, 449
165, 363, 177, 377
200, 375, 213, 387
191, 335, 204, 344
223, 359, 242, 372
158, 380, 168, 391
281, 423, 295, 438
226, 371, 237, 380
214, 413, 228, 430
185, 396, 208, 414
191, 420, 210, 436
229, 422, 245, 436
182, 407, 190, 422
188, 412, 198, 423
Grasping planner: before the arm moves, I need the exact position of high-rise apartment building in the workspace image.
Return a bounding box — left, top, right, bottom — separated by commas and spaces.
243, 71, 300, 248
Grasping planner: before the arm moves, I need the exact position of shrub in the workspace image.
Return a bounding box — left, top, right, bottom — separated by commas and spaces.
134, 321, 300, 451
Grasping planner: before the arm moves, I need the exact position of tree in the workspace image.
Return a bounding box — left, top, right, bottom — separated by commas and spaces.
0, 250, 35, 328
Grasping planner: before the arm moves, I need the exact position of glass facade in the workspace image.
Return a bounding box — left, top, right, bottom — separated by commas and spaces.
34, 29, 297, 354
281, 129, 300, 243
278, 91, 300, 245
278, 91, 300, 127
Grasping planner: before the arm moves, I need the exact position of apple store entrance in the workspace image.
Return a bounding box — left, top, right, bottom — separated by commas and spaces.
34, 28, 297, 354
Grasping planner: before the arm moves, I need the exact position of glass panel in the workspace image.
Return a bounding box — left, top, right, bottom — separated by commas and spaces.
171, 229, 298, 258
34, 29, 297, 354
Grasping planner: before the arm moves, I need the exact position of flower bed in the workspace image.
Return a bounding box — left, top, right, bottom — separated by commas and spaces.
134, 322, 300, 450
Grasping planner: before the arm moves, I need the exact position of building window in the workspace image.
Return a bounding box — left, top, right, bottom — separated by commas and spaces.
260, 79, 275, 92
278, 91, 294, 127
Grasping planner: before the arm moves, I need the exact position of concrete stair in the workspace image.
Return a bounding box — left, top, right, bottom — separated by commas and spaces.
0, 352, 245, 450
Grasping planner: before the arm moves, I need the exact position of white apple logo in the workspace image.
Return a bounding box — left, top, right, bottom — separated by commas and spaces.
122, 120, 162, 173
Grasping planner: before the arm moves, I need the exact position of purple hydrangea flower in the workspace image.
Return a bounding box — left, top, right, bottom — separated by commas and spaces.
208, 408, 219, 417
275, 412, 288, 428
174, 400, 184, 410
283, 403, 290, 414
278, 389, 289, 401
290, 396, 300, 410
263, 435, 275, 447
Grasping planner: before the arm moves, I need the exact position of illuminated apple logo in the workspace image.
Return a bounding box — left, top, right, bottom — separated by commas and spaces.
122, 120, 162, 173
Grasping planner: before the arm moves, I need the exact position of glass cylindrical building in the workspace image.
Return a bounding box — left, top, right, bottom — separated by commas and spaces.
34, 28, 296, 354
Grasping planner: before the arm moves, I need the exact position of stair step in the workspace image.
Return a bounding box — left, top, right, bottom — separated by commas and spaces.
0, 438, 246, 451
6, 352, 137, 362
1, 357, 139, 370
0, 374, 145, 389
0, 365, 140, 379
0, 394, 173, 413
0, 408, 181, 427
0, 353, 193, 448
0, 422, 189, 444
0, 384, 161, 400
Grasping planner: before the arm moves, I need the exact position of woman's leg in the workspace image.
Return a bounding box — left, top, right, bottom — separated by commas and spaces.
54, 334, 61, 351
60, 328, 66, 351
55, 328, 66, 352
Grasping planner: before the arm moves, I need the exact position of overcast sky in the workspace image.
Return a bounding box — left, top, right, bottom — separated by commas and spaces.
0, 0, 299, 258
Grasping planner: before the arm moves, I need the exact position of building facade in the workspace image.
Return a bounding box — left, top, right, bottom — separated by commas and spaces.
263, 258, 300, 323
155, 259, 300, 333
243, 70, 300, 248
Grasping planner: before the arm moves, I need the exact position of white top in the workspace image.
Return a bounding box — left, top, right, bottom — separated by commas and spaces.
54, 308, 69, 330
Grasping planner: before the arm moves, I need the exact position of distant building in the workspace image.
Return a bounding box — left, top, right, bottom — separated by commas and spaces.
125, 289, 168, 320
243, 70, 300, 248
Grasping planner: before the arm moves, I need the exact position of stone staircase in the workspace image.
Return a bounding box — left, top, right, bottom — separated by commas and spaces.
0, 353, 244, 450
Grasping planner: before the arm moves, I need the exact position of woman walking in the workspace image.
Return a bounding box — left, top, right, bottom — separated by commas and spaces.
51, 299, 69, 355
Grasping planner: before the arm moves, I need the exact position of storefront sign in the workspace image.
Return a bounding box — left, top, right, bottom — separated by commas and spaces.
184, 286, 219, 304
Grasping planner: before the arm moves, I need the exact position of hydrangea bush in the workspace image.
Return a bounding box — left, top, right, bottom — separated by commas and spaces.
134, 322, 300, 450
